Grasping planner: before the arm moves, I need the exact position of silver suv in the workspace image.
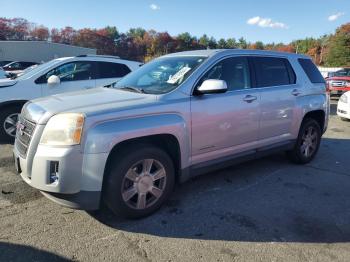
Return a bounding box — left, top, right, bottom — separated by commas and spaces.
14, 50, 329, 218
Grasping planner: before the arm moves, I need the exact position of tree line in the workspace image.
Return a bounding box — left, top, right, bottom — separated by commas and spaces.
0, 17, 349, 66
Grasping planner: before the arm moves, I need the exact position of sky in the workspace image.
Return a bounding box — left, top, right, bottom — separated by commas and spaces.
0, 0, 349, 43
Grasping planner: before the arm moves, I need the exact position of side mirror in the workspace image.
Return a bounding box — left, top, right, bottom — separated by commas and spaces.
47, 75, 60, 86
196, 79, 228, 95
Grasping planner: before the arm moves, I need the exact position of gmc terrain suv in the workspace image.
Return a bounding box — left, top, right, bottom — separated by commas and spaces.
0, 55, 141, 141
14, 50, 329, 218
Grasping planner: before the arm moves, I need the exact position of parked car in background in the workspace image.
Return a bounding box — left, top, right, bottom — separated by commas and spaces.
326, 68, 350, 97
337, 91, 350, 121
0, 61, 13, 67
13, 50, 328, 218
0, 67, 8, 79
2, 61, 38, 78
0, 55, 142, 141
3, 61, 38, 72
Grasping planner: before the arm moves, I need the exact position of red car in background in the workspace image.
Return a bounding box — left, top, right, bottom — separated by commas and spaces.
326, 68, 350, 97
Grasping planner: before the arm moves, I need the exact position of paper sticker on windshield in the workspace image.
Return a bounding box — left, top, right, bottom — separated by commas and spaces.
167, 67, 191, 84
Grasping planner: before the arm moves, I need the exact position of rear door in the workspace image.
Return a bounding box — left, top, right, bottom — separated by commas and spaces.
191, 56, 260, 165
250, 56, 298, 146
95, 61, 132, 87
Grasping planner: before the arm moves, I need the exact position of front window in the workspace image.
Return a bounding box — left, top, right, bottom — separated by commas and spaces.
113, 56, 207, 94
35, 61, 94, 84
46, 62, 94, 82
333, 69, 350, 77
199, 57, 251, 91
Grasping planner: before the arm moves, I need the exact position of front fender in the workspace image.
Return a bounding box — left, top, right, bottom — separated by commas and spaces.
83, 113, 190, 169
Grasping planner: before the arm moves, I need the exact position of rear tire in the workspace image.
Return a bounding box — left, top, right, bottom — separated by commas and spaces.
0, 105, 22, 143
103, 144, 175, 219
287, 118, 321, 164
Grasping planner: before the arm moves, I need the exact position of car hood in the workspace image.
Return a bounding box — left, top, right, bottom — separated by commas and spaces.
24, 87, 158, 124
0, 78, 17, 87
327, 76, 350, 81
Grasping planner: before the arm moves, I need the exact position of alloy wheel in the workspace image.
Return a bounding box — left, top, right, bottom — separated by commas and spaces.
3, 113, 19, 137
121, 159, 167, 210
300, 126, 318, 158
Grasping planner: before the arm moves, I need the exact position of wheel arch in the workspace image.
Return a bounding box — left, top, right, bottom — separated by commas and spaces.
102, 134, 182, 191
0, 100, 28, 110
302, 110, 326, 132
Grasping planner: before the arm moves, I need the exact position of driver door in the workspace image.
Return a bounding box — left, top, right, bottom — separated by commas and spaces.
39, 61, 96, 96
191, 56, 260, 165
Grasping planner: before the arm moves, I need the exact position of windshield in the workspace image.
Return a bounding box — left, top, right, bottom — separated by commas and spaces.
113, 56, 207, 94
333, 69, 350, 77
16, 59, 62, 81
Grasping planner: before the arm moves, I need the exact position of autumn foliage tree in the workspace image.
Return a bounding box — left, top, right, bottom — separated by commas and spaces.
325, 23, 350, 67
30, 26, 49, 41
0, 16, 349, 66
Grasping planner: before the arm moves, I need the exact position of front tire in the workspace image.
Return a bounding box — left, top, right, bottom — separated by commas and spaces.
0, 105, 22, 143
103, 144, 175, 219
287, 118, 321, 164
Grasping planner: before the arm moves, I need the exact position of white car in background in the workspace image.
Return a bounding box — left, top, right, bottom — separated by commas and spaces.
337, 91, 350, 121
0, 67, 7, 79
0, 55, 142, 141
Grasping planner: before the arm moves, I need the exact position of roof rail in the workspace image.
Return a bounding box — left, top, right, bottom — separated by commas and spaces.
76, 54, 120, 59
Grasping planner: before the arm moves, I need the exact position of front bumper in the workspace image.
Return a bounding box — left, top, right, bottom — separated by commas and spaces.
329, 87, 350, 96
14, 144, 108, 210
337, 101, 350, 119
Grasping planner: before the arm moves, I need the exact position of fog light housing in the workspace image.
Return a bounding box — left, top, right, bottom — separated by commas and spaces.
49, 161, 59, 184
340, 94, 348, 103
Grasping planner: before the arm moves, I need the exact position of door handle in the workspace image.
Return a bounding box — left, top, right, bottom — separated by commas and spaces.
291, 89, 301, 96
85, 86, 94, 89
243, 95, 257, 103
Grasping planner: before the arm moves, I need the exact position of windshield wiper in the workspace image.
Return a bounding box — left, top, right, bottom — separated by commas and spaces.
118, 86, 146, 94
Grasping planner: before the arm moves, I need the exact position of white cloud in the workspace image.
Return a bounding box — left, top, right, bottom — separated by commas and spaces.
328, 12, 345, 21
150, 4, 160, 10
247, 16, 288, 29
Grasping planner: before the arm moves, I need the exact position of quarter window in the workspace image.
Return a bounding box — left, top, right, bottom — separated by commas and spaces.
199, 57, 251, 91
298, 58, 325, 83
252, 57, 295, 87
97, 62, 131, 78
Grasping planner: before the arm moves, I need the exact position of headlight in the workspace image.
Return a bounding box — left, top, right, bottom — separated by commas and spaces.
340, 94, 348, 103
40, 113, 85, 146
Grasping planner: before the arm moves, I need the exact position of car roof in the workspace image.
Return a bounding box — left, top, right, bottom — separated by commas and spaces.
164, 49, 310, 59
53, 56, 141, 64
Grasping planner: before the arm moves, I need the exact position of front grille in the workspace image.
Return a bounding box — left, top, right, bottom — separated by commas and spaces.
15, 115, 36, 158
331, 81, 346, 87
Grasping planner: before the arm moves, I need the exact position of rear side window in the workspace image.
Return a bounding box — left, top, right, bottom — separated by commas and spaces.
97, 62, 131, 78
298, 58, 325, 83
252, 57, 296, 87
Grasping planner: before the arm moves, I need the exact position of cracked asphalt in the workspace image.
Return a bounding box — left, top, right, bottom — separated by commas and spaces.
0, 101, 350, 262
